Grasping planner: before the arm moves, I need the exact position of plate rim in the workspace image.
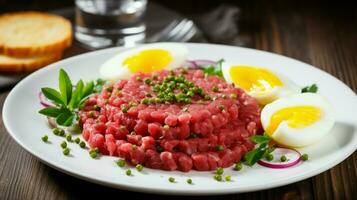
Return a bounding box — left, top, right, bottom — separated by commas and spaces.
3, 42, 357, 195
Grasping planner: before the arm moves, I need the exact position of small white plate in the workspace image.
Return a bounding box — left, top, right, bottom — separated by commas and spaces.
3, 43, 357, 195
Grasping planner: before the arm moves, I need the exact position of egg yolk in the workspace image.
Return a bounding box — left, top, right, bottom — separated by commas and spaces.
123, 49, 172, 73
229, 66, 283, 93
266, 106, 322, 135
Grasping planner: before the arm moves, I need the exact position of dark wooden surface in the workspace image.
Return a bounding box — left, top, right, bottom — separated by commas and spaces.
0, 0, 356, 199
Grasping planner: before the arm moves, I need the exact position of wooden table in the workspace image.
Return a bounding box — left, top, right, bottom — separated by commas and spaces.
0, 0, 356, 199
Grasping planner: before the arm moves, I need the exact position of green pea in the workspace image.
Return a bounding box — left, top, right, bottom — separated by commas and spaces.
144, 78, 152, 85
90, 151, 97, 158
265, 154, 274, 161
74, 138, 80, 144
61, 141, 67, 149
225, 175, 231, 182
230, 93, 237, 99
126, 169, 132, 176
168, 177, 175, 183
280, 155, 287, 162
63, 148, 70, 156
79, 141, 86, 148
212, 86, 219, 92
187, 178, 193, 184
216, 167, 224, 175
41, 135, 48, 142
66, 134, 72, 142
58, 129, 65, 137
214, 175, 222, 181
121, 105, 128, 113
215, 145, 224, 151
116, 159, 126, 167
136, 164, 144, 172
234, 162, 243, 171
301, 154, 309, 161
52, 128, 60, 135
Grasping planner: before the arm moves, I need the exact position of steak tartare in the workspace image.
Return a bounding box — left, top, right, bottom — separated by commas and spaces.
79, 68, 261, 172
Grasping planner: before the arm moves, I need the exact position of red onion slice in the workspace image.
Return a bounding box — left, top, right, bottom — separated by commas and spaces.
38, 91, 54, 108
258, 147, 301, 169
185, 59, 218, 69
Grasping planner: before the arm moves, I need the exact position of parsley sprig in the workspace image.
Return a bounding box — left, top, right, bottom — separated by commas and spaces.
201, 59, 224, 77
39, 69, 105, 126
301, 83, 318, 93
244, 134, 275, 166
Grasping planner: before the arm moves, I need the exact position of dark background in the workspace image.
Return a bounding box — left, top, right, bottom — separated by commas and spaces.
0, 0, 356, 200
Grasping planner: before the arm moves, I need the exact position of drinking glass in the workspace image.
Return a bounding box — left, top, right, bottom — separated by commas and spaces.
75, 0, 147, 48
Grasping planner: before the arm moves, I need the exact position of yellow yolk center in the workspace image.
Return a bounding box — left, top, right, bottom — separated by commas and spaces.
229, 66, 283, 93
266, 106, 322, 136
123, 49, 172, 73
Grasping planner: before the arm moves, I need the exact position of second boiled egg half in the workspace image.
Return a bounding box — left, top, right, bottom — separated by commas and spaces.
261, 93, 335, 148
222, 64, 300, 105
100, 43, 188, 81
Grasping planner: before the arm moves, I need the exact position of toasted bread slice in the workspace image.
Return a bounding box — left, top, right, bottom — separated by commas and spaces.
0, 12, 72, 57
0, 52, 62, 72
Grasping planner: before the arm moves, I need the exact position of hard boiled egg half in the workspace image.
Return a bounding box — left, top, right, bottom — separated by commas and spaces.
261, 93, 335, 147
100, 43, 188, 81
222, 65, 300, 105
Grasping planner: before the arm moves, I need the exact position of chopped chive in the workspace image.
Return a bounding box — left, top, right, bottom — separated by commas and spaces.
116, 159, 126, 167
136, 77, 142, 82
182, 107, 189, 112
144, 78, 152, 85
61, 141, 67, 149
187, 178, 193, 184
234, 162, 243, 171
41, 135, 48, 142
301, 153, 309, 161
121, 105, 128, 113
190, 132, 198, 138
136, 164, 144, 172
63, 148, 70, 156
168, 177, 175, 183
225, 175, 231, 182
213, 175, 222, 181
216, 167, 224, 175
126, 169, 132, 176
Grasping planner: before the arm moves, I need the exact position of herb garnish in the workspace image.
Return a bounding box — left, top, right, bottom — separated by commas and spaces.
202, 59, 224, 77
301, 84, 318, 93
39, 69, 105, 127
244, 134, 275, 166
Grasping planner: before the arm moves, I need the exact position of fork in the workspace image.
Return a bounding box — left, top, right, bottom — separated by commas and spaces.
146, 19, 197, 43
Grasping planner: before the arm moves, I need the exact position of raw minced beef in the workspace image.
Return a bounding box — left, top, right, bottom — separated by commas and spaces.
79, 69, 261, 172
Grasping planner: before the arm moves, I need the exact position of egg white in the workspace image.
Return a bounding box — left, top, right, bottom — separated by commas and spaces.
261, 93, 335, 147
100, 43, 188, 81
222, 63, 300, 105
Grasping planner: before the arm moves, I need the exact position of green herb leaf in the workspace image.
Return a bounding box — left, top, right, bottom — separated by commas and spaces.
250, 135, 271, 144
56, 111, 75, 126
59, 69, 73, 105
244, 143, 268, 166
94, 78, 107, 94
301, 84, 318, 93
201, 59, 224, 77
82, 80, 94, 98
38, 107, 65, 117
68, 80, 84, 110
41, 87, 65, 106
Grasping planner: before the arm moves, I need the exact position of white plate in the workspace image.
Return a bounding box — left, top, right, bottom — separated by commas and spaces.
3, 43, 357, 195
